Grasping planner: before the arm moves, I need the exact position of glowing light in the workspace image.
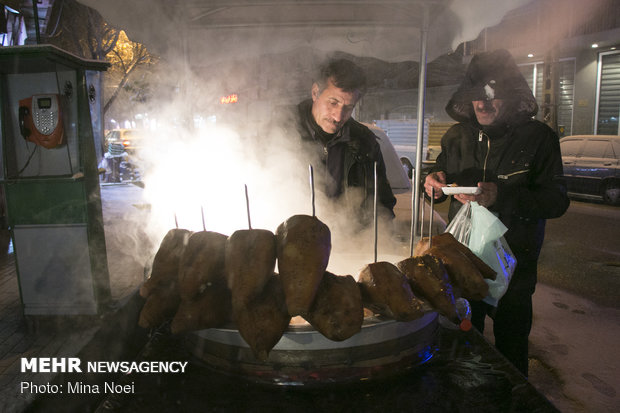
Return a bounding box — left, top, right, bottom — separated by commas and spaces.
138, 124, 310, 237
220, 94, 238, 104
591, 43, 599, 48
527, 53, 534, 58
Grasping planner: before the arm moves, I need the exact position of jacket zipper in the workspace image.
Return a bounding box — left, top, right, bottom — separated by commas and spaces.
323, 145, 329, 187
479, 130, 490, 182
498, 170, 529, 179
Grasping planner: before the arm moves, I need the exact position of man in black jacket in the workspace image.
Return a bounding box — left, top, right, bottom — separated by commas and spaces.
424, 49, 569, 376
293, 58, 396, 224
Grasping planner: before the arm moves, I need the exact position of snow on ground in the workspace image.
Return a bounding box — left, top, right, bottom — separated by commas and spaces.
482, 283, 620, 413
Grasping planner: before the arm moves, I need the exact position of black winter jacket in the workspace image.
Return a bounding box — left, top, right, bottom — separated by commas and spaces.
433, 49, 570, 294
433, 120, 570, 292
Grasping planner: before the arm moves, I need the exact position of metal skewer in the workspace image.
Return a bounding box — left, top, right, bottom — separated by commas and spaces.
309, 164, 315, 217
373, 161, 378, 263
201, 205, 206, 231
244, 184, 252, 230
429, 188, 435, 248
409, 175, 415, 257
419, 191, 425, 238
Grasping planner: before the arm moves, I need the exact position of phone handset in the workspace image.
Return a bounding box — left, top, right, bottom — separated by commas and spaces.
18, 106, 31, 138
18, 94, 64, 149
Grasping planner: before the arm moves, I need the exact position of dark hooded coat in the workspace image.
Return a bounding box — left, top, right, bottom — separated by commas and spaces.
433, 49, 570, 294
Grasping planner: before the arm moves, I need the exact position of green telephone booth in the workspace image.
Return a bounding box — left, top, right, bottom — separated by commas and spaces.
0, 45, 111, 316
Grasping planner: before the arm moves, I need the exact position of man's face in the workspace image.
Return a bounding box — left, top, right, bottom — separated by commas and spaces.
472, 99, 505, 126
311, 78, 361, 134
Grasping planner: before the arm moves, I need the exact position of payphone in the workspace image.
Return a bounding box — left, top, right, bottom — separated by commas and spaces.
18, 93, 64, 148
0, 45, 111, 316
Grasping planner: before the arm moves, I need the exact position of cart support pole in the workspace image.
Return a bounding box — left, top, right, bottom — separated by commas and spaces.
411, 5, 429, 256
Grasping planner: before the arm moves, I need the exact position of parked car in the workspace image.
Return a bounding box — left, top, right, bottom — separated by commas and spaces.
101, 129, 145, 183
363, 123, 411, 194
560, 135, 620, 205
396, 146, 441, 181
104, 129, 145, 154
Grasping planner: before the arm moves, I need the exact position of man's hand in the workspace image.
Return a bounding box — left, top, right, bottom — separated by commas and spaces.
424, 171, 446, 199
454, 181, 498, 207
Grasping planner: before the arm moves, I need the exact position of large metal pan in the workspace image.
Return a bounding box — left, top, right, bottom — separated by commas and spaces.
186, 311, 438, 386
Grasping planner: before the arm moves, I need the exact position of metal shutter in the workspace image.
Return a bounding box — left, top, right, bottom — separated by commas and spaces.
519, 60, 575, 136
558, 60, 575, 136
374, 119, 430, 163
596, 51, 620, 135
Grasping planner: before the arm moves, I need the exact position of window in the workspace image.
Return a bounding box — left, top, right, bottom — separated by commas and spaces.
560, 139, 582, 157
581, 140, 608, 158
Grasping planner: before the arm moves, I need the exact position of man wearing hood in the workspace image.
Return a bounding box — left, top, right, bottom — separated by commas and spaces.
424, 49, 570, 376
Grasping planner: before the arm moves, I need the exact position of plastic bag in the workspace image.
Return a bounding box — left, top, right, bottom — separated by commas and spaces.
444, 201, 472, 246
445, 202, 517, 306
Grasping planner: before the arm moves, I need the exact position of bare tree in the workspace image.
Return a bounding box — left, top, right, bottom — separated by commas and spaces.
46, 0, 157, 118
103, 31, 158, 116
46, 0, 118, 60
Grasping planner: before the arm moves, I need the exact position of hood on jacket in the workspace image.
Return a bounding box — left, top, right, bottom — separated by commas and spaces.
445, 49, 538, 124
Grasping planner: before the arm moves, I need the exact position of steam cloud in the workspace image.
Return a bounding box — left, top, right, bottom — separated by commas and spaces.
127, 72, 409, 280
